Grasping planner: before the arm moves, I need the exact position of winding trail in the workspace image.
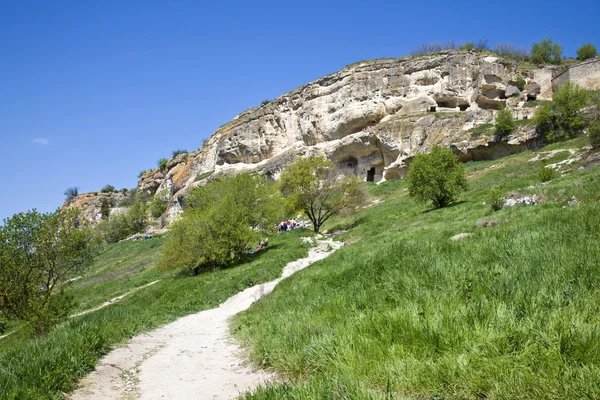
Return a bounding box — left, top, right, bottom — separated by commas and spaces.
71, 239, 342, 400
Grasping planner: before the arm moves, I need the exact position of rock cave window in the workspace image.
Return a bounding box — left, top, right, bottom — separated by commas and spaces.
367, 167, 375, 182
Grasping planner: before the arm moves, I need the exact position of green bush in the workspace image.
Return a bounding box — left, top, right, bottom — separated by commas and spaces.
487, 185, 505, 211
588, 119, 600, 149
97, 196, 148, 243
495, 106, 515, 136
100, 184, 115, 193
576, 43, 598, 60
535, 82, 590, 141
407, 146, 468, 208
172, 149, 188, 157
531, 38, 562, 64
157, 158, 168, 171
538, 164, 557, 182
459, 42, 474, 51
100, 198, 111, 220
149, 190, 170, 219
63, 187, 79, 201
516, 75, 526, 91
195, 171, 214, 182
137, 170, 146, 179
260, 99, 271, 106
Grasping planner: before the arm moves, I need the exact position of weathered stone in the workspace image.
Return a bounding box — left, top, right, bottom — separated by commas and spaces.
61, 192, 127, 223
505, 85, 521, 97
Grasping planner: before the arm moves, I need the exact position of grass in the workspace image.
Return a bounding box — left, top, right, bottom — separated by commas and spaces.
195, 170, 214, 181
0, 230, 312, 399
231, 138, 600, 399
468, 123, 494, 138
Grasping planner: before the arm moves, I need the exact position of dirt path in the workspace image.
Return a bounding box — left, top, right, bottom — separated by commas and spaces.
71, 239, 342, 400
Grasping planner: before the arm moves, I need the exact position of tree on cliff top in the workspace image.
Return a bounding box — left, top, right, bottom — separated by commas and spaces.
531, 38, 562, 65
64, 187, 79, 201
279, 156, 368, 233
576, 43, 598, 61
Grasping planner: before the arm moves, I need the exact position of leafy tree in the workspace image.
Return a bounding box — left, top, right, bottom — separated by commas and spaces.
495, 106, 515, 136
407, 146, 468, 208
158, 158, 168, 171
159, 174, 280, 274
279, 156, 368, 233
0, 209, 100, 335
149, 190, 170, 219
100, 184, 115, 193
63, 187, 79, 201
535, 82, 590, 141
97, 194, 148, 243
531, 38, 562, 64
576, 43, 598, 60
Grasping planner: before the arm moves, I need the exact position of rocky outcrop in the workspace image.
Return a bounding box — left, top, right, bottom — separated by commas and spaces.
66, 50, 563, 223
62, 192, 127, 223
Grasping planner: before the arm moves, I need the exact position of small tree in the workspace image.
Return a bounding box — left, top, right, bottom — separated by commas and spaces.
64, 187, 79, 201
279, 156, 368, 233
576, 43, 598, 60
407, 146, 468, 208
158, 158, 168, 171
100, 184, 115, 193
495, 106, 515, 136
487, 185, 505, 212
0, 209, 100, 335
531, 38, 562, 64
149, 190, 170, 219
100, 198, 111, 219
535, 82, 590, 141
588, 120, 600, 149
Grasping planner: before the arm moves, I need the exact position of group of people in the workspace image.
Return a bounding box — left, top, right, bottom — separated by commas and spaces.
275, 219, 307, 232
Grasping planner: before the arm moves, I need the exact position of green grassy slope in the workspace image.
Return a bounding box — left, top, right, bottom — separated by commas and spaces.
0, 230, 312, 399
232, 140, 600, 399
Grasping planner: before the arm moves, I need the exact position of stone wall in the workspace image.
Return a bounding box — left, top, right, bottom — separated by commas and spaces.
552, 58, 600, 92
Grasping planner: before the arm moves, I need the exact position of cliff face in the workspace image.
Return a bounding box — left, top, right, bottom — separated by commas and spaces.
67, 50, 555, 223
61, 192, 128, 223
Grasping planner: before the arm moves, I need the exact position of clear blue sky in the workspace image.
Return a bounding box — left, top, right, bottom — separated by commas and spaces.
1, 0, 598, 222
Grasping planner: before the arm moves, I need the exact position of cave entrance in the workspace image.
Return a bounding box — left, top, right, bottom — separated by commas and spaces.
429, 106, 437, 112
367, 167, 375, 182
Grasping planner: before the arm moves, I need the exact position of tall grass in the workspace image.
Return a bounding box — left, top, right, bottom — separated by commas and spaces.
233, 141, 600, 399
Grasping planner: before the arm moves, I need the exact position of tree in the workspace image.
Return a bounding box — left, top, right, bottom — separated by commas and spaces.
588, 120, 600, 149
279, 156, 368, 233
536, 82, 590, 141
576, 43, 598, 60
64, 187, 79, 201
159, 174, 280, 274
149, 190, 170, 219
100, 198, 111, 219
531, 38, 562, 64
158, 158, 168, 171
100, 184, 115, 193
0, 209, 100, 335
407, 146, 468, 208
97, 193, 148, 243
495, 106, 515, 136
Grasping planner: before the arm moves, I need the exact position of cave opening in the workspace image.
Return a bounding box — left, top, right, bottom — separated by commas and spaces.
459, 103, 469, 111
429, 106, 437, 112
435, 98, 457, 109
367, 167, 375, 182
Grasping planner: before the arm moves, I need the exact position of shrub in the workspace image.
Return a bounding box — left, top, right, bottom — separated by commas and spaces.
172, 149, 188, 157
100, 184, 115, 193
516, 75, 526, 91
588, 119, 600, 149
531, 38, 562, 64
138, 170, 147, 179
494, 43, 530, 61
195, 171, 214, 182
576, 43, 598, 60
120, 188, 128, 194
261, 99, 271, 106
411, 42, 442, 55
495, 106, 515, 136
63, 187, 79, 201
407, 146, 468, 208
459, 42, 474, 51
149, 190, 170, 219
535, 82, 590, 141
487, 185, 505, 212
538, 165, 557, 182
97, 194, 148, 243
158, 158, 168, 171
100, 198, 111, 220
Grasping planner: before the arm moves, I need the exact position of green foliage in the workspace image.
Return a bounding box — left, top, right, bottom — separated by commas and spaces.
159, 174, 281, 274
260, 99, 271, 106
588, 119, 600, 149
495, 106, 515, 136
487, 185, 505, 211
459, 42, 474, 51
538, 164, 557, 182
576, 43, 598, 60
516, 75, 526, 91
149, 190, 169, 219
100, 184, 115, 193
407, 146, 468, 208
172, 149, 188, 157
279, 156, 368, 232
468, 123, 494, 138
97, 194, 148, 243
63, 187, 79, 201
137, 170, 147, 178
157, 158, 168, 171
195, 170, 214, 181
100, 198, 111, 220
535, 82, 590, 141
0, 209, 100, 335
531, 38, 562, 64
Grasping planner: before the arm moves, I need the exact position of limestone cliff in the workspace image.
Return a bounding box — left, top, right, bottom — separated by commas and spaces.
66, 50, 561, 223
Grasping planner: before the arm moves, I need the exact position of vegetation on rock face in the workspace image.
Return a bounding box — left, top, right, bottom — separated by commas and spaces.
157, 158, 168, 171
63, 186, 79, 201
535, 82, 590, 141
407, 146, 468, 208
149, 190, 170, 219
0, 209, 100, 336
171, 149, 188, 157
97, 193, 148, 243
576, 42, 598, 60
100, 184, 115, 193
495, 106, 515, 136
159, 174, 282, 275
137, 170, 147, 179
515, 75, 526, 91
279, 156, 368, 233
100, 198, 111, 219
195, 170, 214, 182
531, 38, 562, 64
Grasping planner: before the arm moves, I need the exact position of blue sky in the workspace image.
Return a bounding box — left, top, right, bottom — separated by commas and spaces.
1, 0, 599, 222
